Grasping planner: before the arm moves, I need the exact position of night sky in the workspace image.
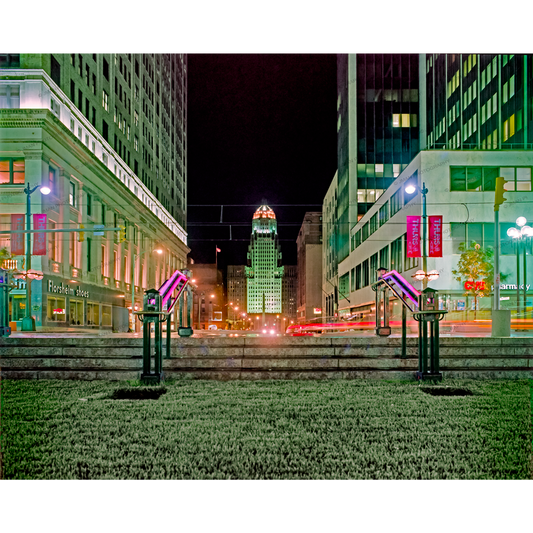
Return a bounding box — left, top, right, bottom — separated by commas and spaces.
187, 54, 337, 269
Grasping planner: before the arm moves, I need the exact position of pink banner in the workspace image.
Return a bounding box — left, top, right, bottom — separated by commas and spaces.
406, 216, 421, 257
429, 216, 443, 257
11, 214, 25, 256
33, 214, 47, 255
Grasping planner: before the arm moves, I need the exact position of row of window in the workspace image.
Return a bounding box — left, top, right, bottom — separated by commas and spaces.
47, 296, 112, 326
345, 234, 419, 295
450, 166, 531, 191
351, 163, 532, 253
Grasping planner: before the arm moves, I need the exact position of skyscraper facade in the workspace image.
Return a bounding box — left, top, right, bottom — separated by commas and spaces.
0, 53, 188, 331
296, 211, 322, 324
336, 54, 420, 263
245, 204, 284, 315
423, 54, 531, 153
282, 265, 297, 326
330, 54, 533, 323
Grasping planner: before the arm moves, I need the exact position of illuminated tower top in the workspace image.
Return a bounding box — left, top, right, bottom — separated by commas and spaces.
252, 203, 278, 235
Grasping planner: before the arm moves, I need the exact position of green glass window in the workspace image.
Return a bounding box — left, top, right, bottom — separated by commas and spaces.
362, 259, 369, 287
483, 167, 498, 191
370, 253, 378, 284
466, 167, 482, 191
355, 264, 362, 290
390, 236, 403, 272
379, 246, 389, 271
450, 167, 466, 191
362, 222, 369, 242
390, 189, 402, 216
379, 201, 389, 226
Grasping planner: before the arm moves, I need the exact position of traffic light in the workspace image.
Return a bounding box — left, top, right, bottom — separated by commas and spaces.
118, 224, 127, 243
78, 224, 85, 242
494, 177, 509, 211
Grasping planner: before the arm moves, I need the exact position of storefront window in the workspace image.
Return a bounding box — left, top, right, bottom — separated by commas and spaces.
47, 296, 66, 322
102, 305, 112, 326
70, 299, 84, 325
87, 302, 100, 326
11, 296, 26, 321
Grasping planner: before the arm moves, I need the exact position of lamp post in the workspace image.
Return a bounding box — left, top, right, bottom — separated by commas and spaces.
507, 217, 533, 319
131, 246, 162, 331
405, 182, 429, 289
21, 183, 50, 331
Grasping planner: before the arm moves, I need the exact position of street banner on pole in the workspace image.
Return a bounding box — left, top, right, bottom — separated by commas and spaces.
33, 214, 47, 255
429, 215, 443, 257
406, 216, 421, 257
11, 214, 24, 255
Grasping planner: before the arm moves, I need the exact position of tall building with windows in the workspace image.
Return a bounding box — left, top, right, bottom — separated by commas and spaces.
422, 54, 531, 153
227, 265, 247, 318
336, 54, 421, 264
0, 53, 188, 331
282, 265, 297, 325
245, 203, 284, 320
296, 212, 322, 324
330, 54, 533, 323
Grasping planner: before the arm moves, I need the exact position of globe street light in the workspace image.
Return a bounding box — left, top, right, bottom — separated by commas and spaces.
507, 217, 532, 318
404, 181, 429, 288
21, 183, 50, 331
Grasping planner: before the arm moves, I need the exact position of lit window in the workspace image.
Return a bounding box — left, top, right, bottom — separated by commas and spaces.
393, 164, 400, 178
509, 75, 515, 98
503, 82, 508, 103
0, 158, 25, 185
401, 114, 409, 127
481, 69, 486, 88
69, 181, 76, 207
491, 57, 497, 77
487, 63, 491, 80
392, 114, 400, 127
410, 114, 417, 127
510, 114, 515, 137
481, 104, 486, 123
473, 114, 477, 132
492, 94, 497, 114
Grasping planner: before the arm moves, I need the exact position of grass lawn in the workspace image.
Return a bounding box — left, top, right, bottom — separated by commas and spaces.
1, 379, 532, 480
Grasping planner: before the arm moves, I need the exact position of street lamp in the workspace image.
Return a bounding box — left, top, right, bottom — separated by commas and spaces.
405, 181, 429, 288
131, 245, 162, 331
21, 183, 50, 331
507, 217, 533, 318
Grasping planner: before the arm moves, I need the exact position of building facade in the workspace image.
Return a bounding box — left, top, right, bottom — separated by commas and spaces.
282, 265, 297, 327
336, 54, 421, 263
337, 150, 533, 321
245, 204, 284, 325
296, 212, 322, 324
190, 263, 223, 330
322, 172, 338, 320
326, 53, 533, 324
226, 265, 247, 327
422, 54, 531, 153
0, 54, 189, 331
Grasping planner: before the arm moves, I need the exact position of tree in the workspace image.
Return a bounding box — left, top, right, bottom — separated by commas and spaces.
0, 247, 11, 267
452, 241, 494, 320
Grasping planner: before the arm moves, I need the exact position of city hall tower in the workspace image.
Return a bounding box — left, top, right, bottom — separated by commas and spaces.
245, 202, 284, 317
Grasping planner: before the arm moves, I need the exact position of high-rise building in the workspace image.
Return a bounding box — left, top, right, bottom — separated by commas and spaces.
296, 212, 322, 324
226, 265, 247, 327
422, 54, 531, 152
322, 172, 338, 320
282, 265, 297, 326
336, 54, 421, 263
245, 203, 284, 318
330, 54, 533, 323
0, 53, 188, 331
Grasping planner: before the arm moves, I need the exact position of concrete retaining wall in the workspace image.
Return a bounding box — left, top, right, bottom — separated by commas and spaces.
1, 336, 532, 380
